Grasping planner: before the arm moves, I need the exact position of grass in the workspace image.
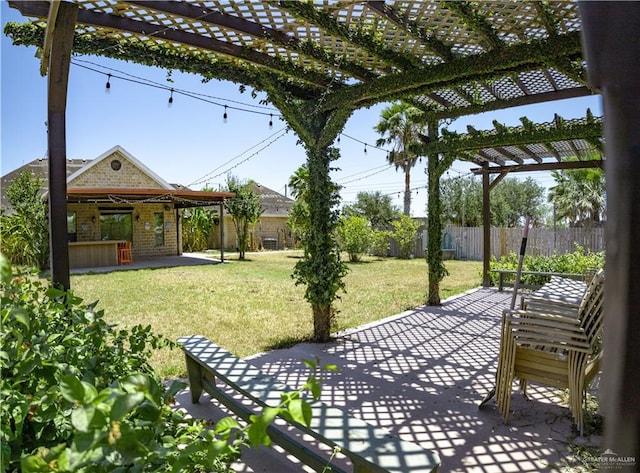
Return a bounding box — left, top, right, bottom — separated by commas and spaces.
70, 251, 482, 377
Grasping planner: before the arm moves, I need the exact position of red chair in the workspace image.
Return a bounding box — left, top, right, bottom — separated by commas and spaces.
118, 241, 133, 265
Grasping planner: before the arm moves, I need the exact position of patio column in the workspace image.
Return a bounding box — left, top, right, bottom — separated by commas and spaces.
482, 163, 490, 287
580, 2, 640, 461
46, 1, 78, 290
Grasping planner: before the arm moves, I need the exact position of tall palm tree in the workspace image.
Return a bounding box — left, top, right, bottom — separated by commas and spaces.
288, 165, 309, 200
374, 101, 425, 216
548, 167, 606, 251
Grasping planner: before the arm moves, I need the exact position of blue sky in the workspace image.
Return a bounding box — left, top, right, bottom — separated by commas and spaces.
1, 3, 602, 217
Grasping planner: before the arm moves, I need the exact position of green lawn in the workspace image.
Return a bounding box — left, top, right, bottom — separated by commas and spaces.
70, 251, 481, 377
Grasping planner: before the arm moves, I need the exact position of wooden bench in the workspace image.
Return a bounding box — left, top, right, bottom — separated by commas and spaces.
490, 269, 584, 291
179, 335, 440, 473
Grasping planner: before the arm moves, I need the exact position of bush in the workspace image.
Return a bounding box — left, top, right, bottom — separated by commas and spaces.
392, 215, 419, 259
0, 255, 326, 472
370, 229, 392, 257
489, 246, 604, 286
337, 215, 372, 262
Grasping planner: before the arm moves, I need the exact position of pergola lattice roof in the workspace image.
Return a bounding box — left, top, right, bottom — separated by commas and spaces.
8, 1, 592, 120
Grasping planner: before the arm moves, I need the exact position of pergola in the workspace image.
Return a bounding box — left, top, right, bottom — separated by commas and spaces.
5, 1, 638, 456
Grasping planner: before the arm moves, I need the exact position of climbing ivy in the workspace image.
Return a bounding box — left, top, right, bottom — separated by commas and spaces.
3, 21, 327, 99
416, 111, 603, 157
291, 145, 348, 342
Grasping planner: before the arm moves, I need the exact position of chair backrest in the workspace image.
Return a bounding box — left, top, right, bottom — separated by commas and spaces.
577, 268, 605, 344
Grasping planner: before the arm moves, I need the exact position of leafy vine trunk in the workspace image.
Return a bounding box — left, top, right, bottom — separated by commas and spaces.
426, 121, 452, 305
263, 86, 351, 342
427, 152, 443, 305
303, 144, 346, 342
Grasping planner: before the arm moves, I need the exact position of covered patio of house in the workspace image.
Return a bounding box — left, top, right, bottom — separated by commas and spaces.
175, 287, 601, 472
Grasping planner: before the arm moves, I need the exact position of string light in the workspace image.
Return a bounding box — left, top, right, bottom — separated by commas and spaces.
105, 73, 111, 93
337, 134, 341, 143
223, 105, 228, 123
168, 88, 174, 107
364, 144, 368, 154
269, 113, 273, 129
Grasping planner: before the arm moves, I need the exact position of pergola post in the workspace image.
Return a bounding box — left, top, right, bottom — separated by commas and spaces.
46, 1, 78, 290
219, 202, 225, 263
580, 2, 640, 461
482, 163, 491, 287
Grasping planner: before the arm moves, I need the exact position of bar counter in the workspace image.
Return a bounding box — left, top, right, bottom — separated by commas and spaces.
68, 240, 125, 269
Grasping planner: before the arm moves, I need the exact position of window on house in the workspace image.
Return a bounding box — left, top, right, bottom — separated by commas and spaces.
154, 212, 164, 246
100, 213, 132, 241
67, 212, 77, 242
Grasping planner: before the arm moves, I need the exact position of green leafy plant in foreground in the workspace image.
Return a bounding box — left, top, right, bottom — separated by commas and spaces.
0, 255, 332, 472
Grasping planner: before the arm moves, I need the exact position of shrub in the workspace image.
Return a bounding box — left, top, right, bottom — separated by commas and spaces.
337, 215, 372, 262
0, 255, 326, 472
489, 246, 605, 286
370, 229, 392, 257
392, 215, 419, 259
0, 172, 49, 270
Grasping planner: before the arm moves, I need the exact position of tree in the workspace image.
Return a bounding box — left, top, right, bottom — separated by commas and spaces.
0, 171, 49, 269
549, 167, 606, 226
287, 166, 311, 251
548, 166, 605, 251
343, 191, 399, 229
392, 214, 420, 259
440, 176, 546, 227
374, 101, 426, 216
491, 177, 546, 227
337, 215, 372, 262
440, 176, 483, 227
224, 176, 263, 260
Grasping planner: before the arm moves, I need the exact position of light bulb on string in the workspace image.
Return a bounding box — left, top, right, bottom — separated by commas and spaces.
364, 144, 367, 154
337, 134, 341, 143
269, 113, 273, 129
223, 105, 228, 123
168, 88, 174, 107
105, 74, 111, 94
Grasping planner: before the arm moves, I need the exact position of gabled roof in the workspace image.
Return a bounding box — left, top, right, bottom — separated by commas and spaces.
1, 157, 87, 211
248, 182, 294, 218
67, 145, 175, 190
1, 146, 234, 212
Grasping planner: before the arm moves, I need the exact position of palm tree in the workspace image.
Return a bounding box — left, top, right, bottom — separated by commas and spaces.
288, 165, 309, 200
548, 167, 606, 251
374, 101, 425, 216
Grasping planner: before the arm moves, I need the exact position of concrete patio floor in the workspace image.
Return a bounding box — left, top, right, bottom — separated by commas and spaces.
69, 252, 221, 274
174, 288, 603, 473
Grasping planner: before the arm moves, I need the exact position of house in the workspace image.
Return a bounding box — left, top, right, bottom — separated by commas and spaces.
212, 182, 296, 251
1, 145, 233, 268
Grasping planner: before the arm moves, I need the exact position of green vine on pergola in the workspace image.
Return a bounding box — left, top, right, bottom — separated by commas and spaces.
415, 110, 603, 158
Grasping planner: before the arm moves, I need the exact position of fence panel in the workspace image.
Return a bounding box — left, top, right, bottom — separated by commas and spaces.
442, 226, 604, 261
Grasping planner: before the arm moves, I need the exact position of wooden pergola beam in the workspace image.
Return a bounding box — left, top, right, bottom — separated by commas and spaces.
46, 1, 78, 290
413, 86, 592, 121
470, 159, 604, 175
126, 0, 375, 81
11, 0, 334, 88
320, 31, 583, 110
365, 1, 456, 61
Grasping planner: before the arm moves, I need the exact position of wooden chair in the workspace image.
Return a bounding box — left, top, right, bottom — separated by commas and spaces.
117, 241, 133, 265
495, 268, 605, 435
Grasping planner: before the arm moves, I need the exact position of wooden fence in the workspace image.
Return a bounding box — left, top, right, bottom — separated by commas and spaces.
388, 225, 604, 260
441, 225, 605, 260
